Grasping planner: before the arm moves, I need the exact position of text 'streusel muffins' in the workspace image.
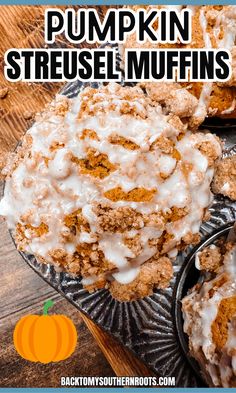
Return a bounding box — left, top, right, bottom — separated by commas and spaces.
0, 83, 222, 301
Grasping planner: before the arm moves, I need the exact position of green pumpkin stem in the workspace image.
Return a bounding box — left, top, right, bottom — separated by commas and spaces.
43, 299, 54, 315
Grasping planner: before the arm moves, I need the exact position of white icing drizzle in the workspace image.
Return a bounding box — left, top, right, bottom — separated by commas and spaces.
193, 8, 213, 121
112, 266, 140, 285
193, 6, 236, 119
217, 6, 236, 49
183, 244, 236, 387
0, 83, 222, 286
99, 233, 134, 268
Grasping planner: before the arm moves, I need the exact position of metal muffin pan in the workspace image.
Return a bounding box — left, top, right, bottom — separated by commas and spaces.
173, 223, 234, 385
15, 149, 236, 388
3, 54, 236, 386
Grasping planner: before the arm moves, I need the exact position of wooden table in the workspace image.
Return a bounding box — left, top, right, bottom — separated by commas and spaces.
0, 6, 153, 387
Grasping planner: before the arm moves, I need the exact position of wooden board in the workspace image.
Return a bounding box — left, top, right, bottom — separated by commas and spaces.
0, 214, 115, 387
0, 5, 153, 386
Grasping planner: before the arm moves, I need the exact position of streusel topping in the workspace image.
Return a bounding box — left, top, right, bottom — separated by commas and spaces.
183, 241, 236, 387
0, 83, 222, 300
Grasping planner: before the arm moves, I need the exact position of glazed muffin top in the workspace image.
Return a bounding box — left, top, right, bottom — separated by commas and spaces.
182, 238, 236, 387
121, 5, 236, 127
0, 83, 222, 300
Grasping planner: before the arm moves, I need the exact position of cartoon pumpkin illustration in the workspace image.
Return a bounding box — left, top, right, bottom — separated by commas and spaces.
13, 299, 77, 363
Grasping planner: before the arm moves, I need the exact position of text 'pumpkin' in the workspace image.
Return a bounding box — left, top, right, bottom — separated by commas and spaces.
13, 300, 77, 363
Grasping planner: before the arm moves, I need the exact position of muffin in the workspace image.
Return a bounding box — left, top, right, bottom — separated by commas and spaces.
182, 236, 236, 387
121, 5, 236, 128
0, 83, 222, 301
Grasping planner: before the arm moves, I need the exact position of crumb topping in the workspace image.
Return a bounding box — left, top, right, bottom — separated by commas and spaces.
182, 241, 236, 387
212, 155, 236, 201
123, 6, 236, 126
0, 83, 222, 301
109, 256, 173, 301
197, 245, 223, 272
109, 134, 139, 150
72, 149, 116, 179
80, 128, 99, 140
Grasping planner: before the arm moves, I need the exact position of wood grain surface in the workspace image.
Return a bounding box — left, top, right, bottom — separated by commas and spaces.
0, 211, 115, 387
0, 5, 153, 387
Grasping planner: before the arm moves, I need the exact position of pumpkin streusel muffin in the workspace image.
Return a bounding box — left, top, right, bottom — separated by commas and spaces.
121, 5, 236, 128
182, 237, 236, 387
0, 83, 222, 301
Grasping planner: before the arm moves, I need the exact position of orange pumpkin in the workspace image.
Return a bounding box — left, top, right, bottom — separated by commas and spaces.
13, 300, 77, 364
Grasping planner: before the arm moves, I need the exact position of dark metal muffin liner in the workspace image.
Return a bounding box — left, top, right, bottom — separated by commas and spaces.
173, 223, 234, 385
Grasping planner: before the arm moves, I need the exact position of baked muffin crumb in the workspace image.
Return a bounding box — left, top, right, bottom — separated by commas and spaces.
0, 83, 222, 301
182, 239, 236, 387
109, 256, 173, 301
197, 245, 223, 272
212, 156, 236, 200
